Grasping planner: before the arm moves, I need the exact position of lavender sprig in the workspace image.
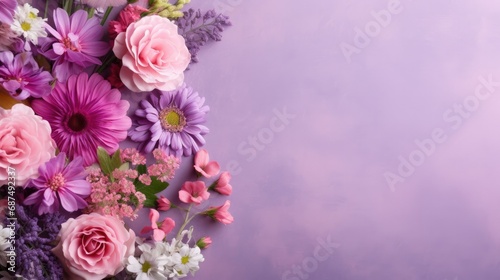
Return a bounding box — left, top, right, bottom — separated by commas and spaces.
15, 204, 65, 280
177, 9, 231, 64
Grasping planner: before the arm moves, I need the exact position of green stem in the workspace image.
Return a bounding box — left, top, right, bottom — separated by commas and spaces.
101, 6, 114, 26
44, 0, 49, 18
63, 0, 72, 15
175, 205, 197, 240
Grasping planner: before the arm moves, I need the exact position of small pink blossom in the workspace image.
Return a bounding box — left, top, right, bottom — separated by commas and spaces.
204, 200, 234, 225
108, 5, 148, 40
213, 171, 232, 195
120, 148, 146, 165
194, 149, 220, 178
178, 181, 210, 205
139, 174, 151, 186
140, 209, 175, 241
157, 196, 171, 211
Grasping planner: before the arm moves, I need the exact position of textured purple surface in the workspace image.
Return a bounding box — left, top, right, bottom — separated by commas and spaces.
129, 0, 500, 279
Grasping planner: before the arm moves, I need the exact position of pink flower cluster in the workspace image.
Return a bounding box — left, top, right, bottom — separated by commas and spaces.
85, 167, 145, 220
147, 149, 180, 182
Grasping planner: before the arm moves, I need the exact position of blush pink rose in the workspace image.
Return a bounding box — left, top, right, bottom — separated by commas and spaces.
52, 213, 136, 280
113, 15, 190, 92
0, 104, 56, 186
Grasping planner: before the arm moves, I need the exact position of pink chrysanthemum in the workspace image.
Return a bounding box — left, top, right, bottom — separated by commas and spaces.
39, 8, 109, 81
23, 153, 91, 215
32, 73, 131, 166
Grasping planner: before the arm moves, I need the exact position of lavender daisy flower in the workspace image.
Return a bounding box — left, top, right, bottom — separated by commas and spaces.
0, 51, 53, 100
129, 84, 209, 157
24, 152, 91, 215
32, 72, 132, 166
39, 8, 110, 82
0, 0, 15, 24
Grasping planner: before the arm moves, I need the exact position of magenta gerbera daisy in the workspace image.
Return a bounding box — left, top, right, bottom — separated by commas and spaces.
32, 73, 132, 166
38, 8, 110, 82
23, 153, 91, 215
129, 84, 209, 157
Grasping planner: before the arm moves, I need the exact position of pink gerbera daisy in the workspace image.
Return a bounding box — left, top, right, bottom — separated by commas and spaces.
32, 73, 131, 166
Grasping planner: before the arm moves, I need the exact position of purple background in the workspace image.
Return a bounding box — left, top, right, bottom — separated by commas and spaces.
129, 0, 500, 279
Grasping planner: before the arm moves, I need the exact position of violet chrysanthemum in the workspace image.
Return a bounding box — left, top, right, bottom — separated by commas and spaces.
38, 8, 109, 82
0, 51, 53, 100
0, 0, 15, 24
24, 153, 91, 215
32, 73, 132, 165
129, 84, 209, 157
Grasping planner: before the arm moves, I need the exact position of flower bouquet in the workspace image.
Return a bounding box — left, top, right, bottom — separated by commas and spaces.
0, 0, 233, 279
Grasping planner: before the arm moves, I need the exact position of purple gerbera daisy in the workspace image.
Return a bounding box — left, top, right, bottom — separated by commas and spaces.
0, 0, 15, 24
23, 153, 91, 215
38, 8, 110, 82
0, 51, 53, 100
32, 72, 132, 166
129, 84, 209, 157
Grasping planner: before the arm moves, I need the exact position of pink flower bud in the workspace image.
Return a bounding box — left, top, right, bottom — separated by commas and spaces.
196, 236, 212, 249
204, 200, 233, 225
214, 171, 232, 195
157, 196, 172, 211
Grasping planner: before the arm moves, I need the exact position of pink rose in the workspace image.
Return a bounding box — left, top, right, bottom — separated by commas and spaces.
0, 104, 56, 186
52, 213, 136, 280
113, 15, 190, 92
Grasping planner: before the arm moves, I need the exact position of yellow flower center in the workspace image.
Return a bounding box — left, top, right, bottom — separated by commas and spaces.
47, 173, 65, 191
28, 12, 37, 19
21, 22, 31, 32
159, 107, 186, 132
142, 261, 152, 273
181, 256, 189, 264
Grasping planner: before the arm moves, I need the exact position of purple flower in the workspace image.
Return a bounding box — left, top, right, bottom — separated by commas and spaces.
0, 0, 15, 24
177, 9, 231, 64
129, 84, 209, 157
32, 73, 132, 166
0, 51, 53, 100
39, 8, 109, 82
24, 153, 91, 215
14, 204, 65, 279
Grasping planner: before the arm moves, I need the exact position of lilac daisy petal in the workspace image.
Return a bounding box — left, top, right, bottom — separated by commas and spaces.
32, 73, 131, 166
0, 0, 15, 24
129, 84, 209, 157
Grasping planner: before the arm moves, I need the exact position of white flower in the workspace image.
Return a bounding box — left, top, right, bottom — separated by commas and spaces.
127, 243, 170, 280
10, 3, 47, 50
0, 224, 13, 267
171, 244, 204, 277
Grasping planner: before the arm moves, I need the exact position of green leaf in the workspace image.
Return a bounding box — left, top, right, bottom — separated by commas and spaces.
137, 164, 147, 175
142, 194, 158, 208
136, 177, 169, 208
97, 147, 113, 175
110, 150, 122, 171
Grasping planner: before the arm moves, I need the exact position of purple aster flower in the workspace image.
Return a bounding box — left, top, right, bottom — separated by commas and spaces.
129, 84, 209, 157
38, 8, 110, 82
24, 152, 91, 215
0, 51, 53, 100
0, 0, 15, 24
32, 72, 132, 166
